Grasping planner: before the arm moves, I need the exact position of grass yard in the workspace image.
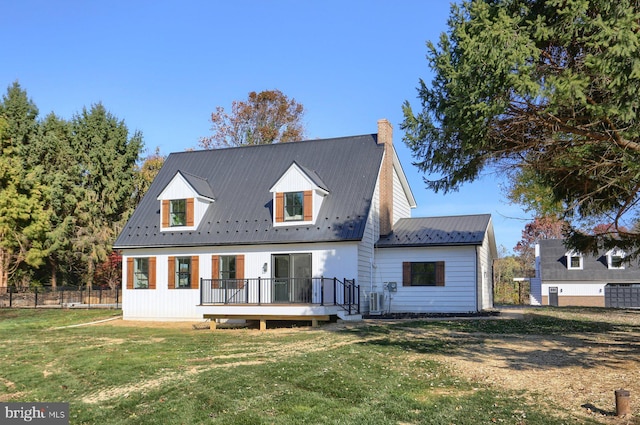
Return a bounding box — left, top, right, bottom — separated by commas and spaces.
0, 308, 638, 425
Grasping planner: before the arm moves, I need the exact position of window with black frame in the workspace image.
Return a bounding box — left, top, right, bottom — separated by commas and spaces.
403, 261, 445, 287
284, 192, 304, 221
170, 199, 187, 226
219, 255, 237, 288
176, 257, 191, 288
134, 258, 149, 289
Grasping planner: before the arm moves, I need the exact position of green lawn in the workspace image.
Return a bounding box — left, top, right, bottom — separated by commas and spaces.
0, 308, 607, 425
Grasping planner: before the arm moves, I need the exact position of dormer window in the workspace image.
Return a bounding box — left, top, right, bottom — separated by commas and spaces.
565, 250, 583, 270
158, 171, 214, 231
270, 161, 329, 226
284, 192, 304, 221
607, 248, 626, 269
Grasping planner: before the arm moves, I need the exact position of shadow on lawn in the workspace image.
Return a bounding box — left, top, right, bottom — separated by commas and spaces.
338, 310, 640, 372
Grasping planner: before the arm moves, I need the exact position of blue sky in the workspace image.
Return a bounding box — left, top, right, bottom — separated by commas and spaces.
2, 0, 530, 252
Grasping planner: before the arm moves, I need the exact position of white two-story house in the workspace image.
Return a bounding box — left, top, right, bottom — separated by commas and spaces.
114, 119, 497, 324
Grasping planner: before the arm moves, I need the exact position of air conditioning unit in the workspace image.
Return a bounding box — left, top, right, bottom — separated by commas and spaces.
369, 292, 385, 315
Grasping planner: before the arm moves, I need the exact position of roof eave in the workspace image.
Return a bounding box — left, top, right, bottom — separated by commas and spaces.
375, 241, 484, 248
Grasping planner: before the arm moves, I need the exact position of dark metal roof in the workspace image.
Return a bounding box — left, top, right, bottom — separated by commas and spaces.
539, 239, 640, 282
376, 214, 492, 247
115, 134, 384, 248
293, 161, 329, 192
178, 171, 215, 200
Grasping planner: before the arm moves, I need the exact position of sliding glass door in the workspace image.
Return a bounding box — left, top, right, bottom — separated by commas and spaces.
272, 253, 312, 303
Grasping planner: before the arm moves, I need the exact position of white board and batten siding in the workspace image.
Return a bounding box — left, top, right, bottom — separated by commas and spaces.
122, 242, 359, 321
375, 246, 479, 313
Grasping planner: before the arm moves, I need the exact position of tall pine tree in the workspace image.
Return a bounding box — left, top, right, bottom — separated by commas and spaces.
27, 113, 80, 288
0, 83, 51, 288
71, 103, 143, 288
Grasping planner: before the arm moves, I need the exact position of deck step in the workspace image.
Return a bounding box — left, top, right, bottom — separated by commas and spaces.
336, 311, 362, 321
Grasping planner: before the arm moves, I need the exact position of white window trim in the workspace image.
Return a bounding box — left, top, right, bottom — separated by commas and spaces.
565, 251, 583, 270
607, 248, 626, 270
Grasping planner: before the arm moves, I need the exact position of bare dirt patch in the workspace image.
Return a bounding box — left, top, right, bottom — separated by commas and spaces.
96, 318, 201, 329
428, 309, 640, 424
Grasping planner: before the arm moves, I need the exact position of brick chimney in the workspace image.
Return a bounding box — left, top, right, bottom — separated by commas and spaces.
378, 119, 393, 236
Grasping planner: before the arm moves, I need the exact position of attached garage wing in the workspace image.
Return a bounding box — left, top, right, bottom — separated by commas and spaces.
605, 284, 640, 308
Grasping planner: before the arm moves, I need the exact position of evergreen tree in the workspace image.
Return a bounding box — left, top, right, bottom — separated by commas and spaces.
0, 83, 51, 288
71, 103, 143, 287
402, 0, 640, 256
28, 113, 80, 288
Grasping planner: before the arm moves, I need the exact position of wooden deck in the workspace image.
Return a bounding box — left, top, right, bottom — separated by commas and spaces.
203, 313, 331, 331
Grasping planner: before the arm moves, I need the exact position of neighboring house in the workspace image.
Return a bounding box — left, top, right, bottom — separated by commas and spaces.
114, 119, 497, 323
531, 239, 640, 308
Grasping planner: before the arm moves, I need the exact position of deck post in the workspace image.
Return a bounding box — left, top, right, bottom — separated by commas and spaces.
257, 276, 261, 305
260, 319, 266, 331
224, 281, 228, 304
346, 279, 351, 315
333, 277, 337, 305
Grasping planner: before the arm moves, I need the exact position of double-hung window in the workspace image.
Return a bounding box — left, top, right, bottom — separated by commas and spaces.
176, 257, 191, 288
134, 258, 149, 289
126, 257, 156, 290
170, 199, 187, 226
168, 255, 198, 289
211, 255, 245, 290
220, 255, 237, 288
284, 192, 304, 221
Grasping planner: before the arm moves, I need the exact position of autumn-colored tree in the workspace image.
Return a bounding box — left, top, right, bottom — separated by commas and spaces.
94, 251, 122, 289
493, 245, 528, 304
199, 90, 306, 149
133, 147, 165, 206
514, 216, 566, 272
